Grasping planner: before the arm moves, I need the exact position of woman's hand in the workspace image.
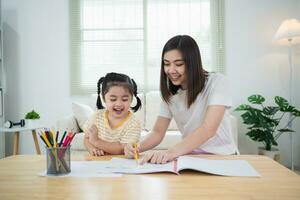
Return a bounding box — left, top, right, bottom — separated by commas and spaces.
124, 143, 140, 158
139, 150, 176, 164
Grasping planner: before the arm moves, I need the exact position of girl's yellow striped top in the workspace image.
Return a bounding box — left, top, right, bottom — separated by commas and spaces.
83, 109, 141, 144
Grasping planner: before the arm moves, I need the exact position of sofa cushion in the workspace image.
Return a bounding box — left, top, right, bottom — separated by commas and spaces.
57, 115, 80, 133
71, 132, 86, 151
72, 102, 94, 131
141, 130, 181, 150
145, 91, 178, 131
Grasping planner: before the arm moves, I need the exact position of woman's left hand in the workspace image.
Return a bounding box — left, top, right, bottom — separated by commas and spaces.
139, 150, 177, 164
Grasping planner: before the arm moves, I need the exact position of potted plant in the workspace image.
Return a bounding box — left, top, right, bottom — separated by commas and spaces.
235, 94, 300, 160
25, 110, 41, 127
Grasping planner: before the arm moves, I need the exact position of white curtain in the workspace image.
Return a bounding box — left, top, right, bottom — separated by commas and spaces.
70, 0, 224, 95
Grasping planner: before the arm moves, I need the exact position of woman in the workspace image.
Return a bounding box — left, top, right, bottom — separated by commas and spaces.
125, 35, 238, 164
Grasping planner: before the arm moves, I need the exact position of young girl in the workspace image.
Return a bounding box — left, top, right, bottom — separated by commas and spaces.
83, 72, 142, 156
124, 35, 238, 163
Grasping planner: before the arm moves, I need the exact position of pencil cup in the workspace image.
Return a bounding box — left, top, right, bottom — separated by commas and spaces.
46, 146, 71, 175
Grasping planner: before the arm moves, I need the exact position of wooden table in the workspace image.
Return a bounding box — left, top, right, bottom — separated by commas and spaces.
0, 154, 299, 200
0, 126, 44, 155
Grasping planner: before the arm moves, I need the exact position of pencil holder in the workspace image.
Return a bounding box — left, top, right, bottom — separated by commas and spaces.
46, 146, 71, 175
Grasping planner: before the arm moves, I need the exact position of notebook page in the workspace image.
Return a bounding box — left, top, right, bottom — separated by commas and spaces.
103, 158, 175, 174
177, 156, 260, 177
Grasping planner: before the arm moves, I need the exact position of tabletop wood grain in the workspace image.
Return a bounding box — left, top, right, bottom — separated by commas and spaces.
0, 154, 299, 200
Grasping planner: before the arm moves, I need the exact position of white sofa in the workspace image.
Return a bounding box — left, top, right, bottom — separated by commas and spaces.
57, 91, 238, 155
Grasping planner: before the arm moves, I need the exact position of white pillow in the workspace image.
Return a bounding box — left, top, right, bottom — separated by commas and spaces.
145, 91, 178, 131
72, 102, 94, 131
88, 94, 100, 110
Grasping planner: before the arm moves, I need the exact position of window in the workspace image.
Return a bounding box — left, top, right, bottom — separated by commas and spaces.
70, 0, 224, 95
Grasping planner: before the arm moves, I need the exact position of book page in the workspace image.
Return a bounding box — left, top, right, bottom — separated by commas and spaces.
177, 156, 260, 177
101, 158, 176, 174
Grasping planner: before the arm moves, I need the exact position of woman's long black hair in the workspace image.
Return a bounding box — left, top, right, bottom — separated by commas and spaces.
160, 35, 208, 108
96, 72, 142, 112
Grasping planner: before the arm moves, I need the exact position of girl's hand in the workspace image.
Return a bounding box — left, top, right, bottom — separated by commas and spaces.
139, 150, 176, 164
124, 143, 140, 158
89, 147, 105, 156
88, 124, 98, 144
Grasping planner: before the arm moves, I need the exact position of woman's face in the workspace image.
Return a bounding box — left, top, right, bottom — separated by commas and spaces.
163, 49, 187, 89
104, 86, 132, 119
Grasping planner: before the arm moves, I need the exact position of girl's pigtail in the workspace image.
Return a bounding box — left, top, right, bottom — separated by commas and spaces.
130, 78, 142, 112
96, 77, 105, 109
132, 96, 142, 112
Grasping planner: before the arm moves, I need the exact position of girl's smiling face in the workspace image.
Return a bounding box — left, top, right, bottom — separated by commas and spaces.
104, 86, 133, 119
163, 49, 187, 89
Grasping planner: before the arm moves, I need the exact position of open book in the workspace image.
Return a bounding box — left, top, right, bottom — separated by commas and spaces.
101, 156, 260, 177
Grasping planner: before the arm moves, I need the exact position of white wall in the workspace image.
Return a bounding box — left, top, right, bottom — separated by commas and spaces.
0, 0, 5, 158
2, 0, 73, 155
226, 0, 300, 167
2, 0, 300, 167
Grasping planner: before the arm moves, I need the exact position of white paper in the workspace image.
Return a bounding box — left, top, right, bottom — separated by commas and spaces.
102, 157, 175, 174
177, 156, 260, 177
39, 161, 122, 177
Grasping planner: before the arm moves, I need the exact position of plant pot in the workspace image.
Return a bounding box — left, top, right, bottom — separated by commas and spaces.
25, 119, 40, 128
258, 147, 280, 162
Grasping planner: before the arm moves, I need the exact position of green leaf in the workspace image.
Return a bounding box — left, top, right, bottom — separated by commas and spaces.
263, 117, 279, 128
25, 110, 40, 119
246, 129, 273, 143
280, 105, 295, 112
262, 106, 279, 115
272, 140, 278, 146
278, 129, 295, 133
249, 124, 263, 129
248, 94, 265, 104
275, 96, 289, 108
241, 110, 261, 125
292, 108, 300, 117
235, 104, 251, 111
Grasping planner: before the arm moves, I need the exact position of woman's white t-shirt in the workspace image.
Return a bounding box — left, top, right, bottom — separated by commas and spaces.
159, 73, 238, 155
